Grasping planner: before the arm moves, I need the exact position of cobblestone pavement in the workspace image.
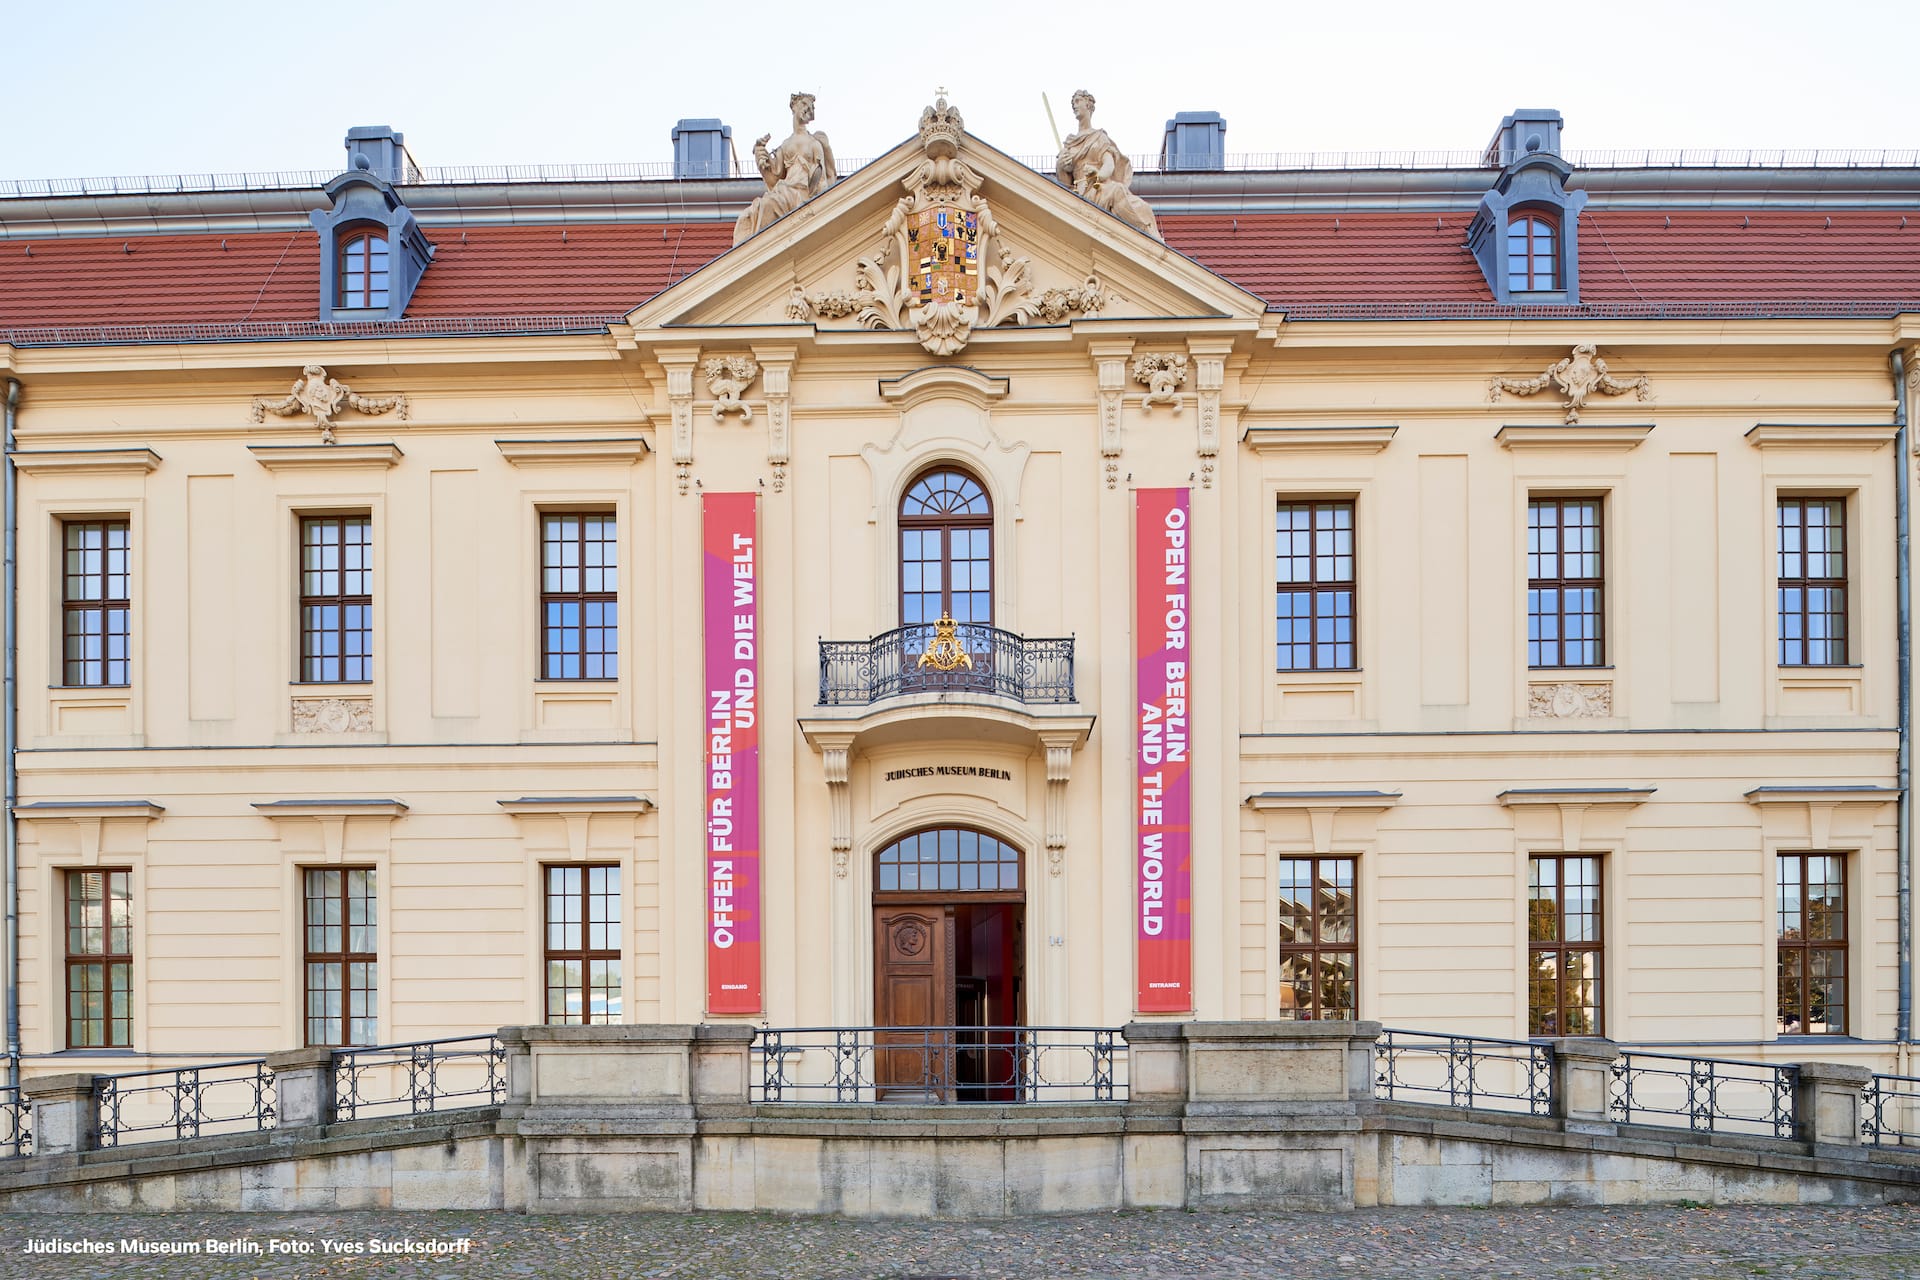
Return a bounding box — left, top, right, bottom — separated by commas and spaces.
0, 1204, 1914, 1279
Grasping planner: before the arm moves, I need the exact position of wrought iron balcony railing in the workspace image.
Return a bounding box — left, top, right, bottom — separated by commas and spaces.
819, 620, 1074, 706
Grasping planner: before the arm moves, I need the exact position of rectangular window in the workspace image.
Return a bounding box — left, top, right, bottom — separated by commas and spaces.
299, 515, 372, 682
1777, 853, 1846, 1035
1275, 500, 1356, 671
1527, 497, 1604, 668
61, 519, 131, 687
1276, 856, 1356, 1019
1777, 497, 1847, 666
64, 869, 132, 1049
540, 513, 618, 680
304, 868, 377, 1047
543, 865, 622, 1024
1527, 855, 1603, 1037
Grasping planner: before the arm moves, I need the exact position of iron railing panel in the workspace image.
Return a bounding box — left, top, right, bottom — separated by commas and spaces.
1609, 1050, 1797, 1138
0, 1088, 30, 1158
1373, 1029, 1555, 1116
752, 1026, 1123, 1104
818, 624, 1074, 706
333, 1035, 507, 1122
96, 1060, 275, 1148
1863, 1072, 1920, 1146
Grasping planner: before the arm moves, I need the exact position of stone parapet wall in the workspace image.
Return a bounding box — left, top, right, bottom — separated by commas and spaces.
0, 1023, 1915, 1216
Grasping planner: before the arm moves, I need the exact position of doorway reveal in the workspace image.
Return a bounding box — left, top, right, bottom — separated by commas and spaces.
872, 826, 1025, 1101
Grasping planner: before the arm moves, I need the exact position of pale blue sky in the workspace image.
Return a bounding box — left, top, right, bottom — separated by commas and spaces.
4, 0, 1916, 179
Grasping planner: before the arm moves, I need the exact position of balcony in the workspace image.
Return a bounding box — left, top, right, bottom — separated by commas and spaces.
818, 619, 1074, 707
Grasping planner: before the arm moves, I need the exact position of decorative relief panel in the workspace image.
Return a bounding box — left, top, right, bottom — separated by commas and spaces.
292, 697, 374, 734
1527, 682, 1613, 719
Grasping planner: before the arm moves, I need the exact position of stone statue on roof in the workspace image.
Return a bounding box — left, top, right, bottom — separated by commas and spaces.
1054, 90, 1160, 241
733, 93, 837, 245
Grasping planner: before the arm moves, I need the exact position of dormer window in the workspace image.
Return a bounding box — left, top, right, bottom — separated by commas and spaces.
310, 129, 433, 322
1465, 109, 1585, 306
1507, 212, 1559, 292
337, 229, 391, 310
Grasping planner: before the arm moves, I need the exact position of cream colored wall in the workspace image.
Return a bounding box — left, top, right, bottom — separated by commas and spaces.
3, 320, 1912, 1070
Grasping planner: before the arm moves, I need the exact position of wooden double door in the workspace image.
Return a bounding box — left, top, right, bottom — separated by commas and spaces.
874, 900, 1024, 1101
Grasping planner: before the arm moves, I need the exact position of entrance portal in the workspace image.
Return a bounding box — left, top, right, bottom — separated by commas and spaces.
872, 827, 1025, 1101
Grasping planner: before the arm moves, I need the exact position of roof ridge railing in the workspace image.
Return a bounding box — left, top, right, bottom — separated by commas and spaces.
4, 147, 1917, 199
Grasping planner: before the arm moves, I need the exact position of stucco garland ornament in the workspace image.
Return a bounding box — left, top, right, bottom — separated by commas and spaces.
252, 364, 407, 444
1133, 353, 1189, 410
704, 355, 759, 422
1489, 343, 1651, 424
786, 96, 1111, 354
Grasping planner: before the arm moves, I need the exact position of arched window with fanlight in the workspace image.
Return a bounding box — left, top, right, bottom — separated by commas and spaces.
899, 467, 992, 625
1506, 211, 1559, 292
337, 228, 391, 309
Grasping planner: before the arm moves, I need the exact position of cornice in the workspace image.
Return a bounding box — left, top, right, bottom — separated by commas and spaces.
1498, 786, 1655, 807
1245, 790, 1401, 812
495, 436, 652, 465
1743, 785, 1898, 807
1744, 422, 1899, 450
248, 443, 403, 470
877, 366, 1010, 409
7, 447, 160, 475
497, 796, 655, 816
1242, 425, 1396, 455
251, 799, 409, 818
1496, 424, 1654, 452
12, 800, 163, 821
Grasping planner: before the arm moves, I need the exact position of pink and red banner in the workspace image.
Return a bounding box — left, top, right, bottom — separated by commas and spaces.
1136, 487, 1193, 1012
703, 493, 762, 1014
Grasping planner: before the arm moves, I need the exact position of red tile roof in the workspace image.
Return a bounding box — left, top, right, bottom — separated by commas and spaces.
1, 208, 1915, 340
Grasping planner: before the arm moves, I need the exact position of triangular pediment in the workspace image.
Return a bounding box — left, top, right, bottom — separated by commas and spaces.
623, 106, 1266, 344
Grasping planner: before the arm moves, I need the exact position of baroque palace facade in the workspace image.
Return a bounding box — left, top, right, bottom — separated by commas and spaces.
1, 97, 1918, 1086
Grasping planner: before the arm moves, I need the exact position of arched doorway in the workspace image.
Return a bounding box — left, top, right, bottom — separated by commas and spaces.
873, 826, 1025, 1101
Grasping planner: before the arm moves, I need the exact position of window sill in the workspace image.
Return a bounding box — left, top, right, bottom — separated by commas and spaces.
534, 679, 621, 688
1527, 666, 1614, 676
49, 684, 132, 692
1775, 664, 1864, 672
290, 681, 374, 688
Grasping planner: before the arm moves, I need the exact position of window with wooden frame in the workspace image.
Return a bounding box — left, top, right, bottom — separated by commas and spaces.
1527, 855, 1603, 1037
303, 868, 377, 1047
64, 869, 132, 1049
1777, 853, 1846, 1035
61, 518, 130, 687
1275, 500, 1356, 671
1527, 497, 1605, 668
899, 468, 992, 626
540, 512, 618, 680
544, 865, 622, 1024
1276, 856, 1357, 1020
336, 228, 391, 309
1506, 211, 1559, 291
299, 515, 371, 682
1777, 497, 1848, 667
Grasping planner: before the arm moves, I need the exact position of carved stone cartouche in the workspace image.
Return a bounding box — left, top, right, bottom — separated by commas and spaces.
1491, 343, 1651, 424
252, 365, 407, 444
